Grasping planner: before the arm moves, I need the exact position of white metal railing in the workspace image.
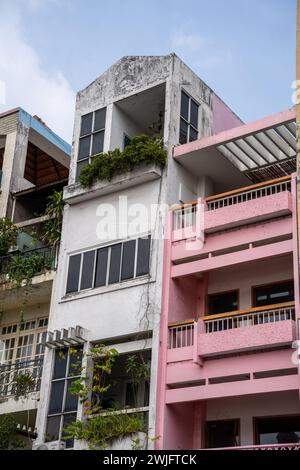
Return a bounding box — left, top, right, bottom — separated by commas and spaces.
204, 306, 295, 333
173, 204, 197, 231
168, 323, 194, 349
206, 179, 291, 211
0, 358, 43, 398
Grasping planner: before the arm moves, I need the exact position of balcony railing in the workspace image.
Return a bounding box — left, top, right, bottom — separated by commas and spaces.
0, 245, 56, 277
168, 321, 194, 349
0, 358, 43, 399
203, 302, 295, 333
206, 442, 300, 450
205, 176, 291, 211
172, 176, 291, 230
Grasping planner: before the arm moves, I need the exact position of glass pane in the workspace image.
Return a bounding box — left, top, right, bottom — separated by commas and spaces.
189, 126, 198, 142
256, 416, 300, 445
80, 250, 95, 290
254, 282, 294, 307
108, 244, 122, 285
64, 379, 79, 412
46, 415, 61, 442
49, 380, 65, 414
62, 413, 77, 449
208, 291, 238, 315
93, 108, 106, 132
206, 420, 239, 448
91, 131, 104, 155
125, 382, 138, 408
190, 99, 199, 128
180, 91, 189, 121
66, 254, 81, 294
179, 118, 188, 144
80, 112, 93, 137
68, 347, 83, 377
76, 159, 89, 181
94, 247, 108, 288
136, 236, 151, 277
53, 349, 67, 379
121, 240, 136, 281
78, 135, 91, 161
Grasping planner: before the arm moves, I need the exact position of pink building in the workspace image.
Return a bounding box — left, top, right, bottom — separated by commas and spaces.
156, 109, 300, 450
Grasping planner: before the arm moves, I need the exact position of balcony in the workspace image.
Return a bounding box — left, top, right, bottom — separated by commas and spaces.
0, 245, 56, 281
173, 176, 292, 241
168, 302, 296, 359
0, 358, 43, 400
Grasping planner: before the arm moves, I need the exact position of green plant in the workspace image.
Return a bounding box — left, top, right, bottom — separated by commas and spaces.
0, 414, 25, 450
79, 135, 167, 188
42, 191, 65, 247
7, 254, 52, 287
13, 373, 35, 400
0, 218, 18, 256
62, 346, 148, 449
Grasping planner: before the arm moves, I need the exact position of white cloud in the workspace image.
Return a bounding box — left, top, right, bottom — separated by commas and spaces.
0, 3, 75, 142
171, 31, 233, 71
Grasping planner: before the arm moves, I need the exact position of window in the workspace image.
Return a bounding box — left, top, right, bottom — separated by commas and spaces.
253, 281, 294, 307
65, 236, 151, 295
0, 319, 48, 397
76, 107, 106, 180
123, 134, 131, 149
255, 416, 300, 445
206, 419, 240, 448
179, 91, 199, 144
208, 290, 238, 315
46, 347, 82, 448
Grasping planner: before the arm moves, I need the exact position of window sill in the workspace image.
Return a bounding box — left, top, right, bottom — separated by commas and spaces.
60, 275, 155, 303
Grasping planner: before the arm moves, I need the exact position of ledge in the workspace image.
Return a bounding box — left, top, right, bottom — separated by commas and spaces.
64, 163, 163, 205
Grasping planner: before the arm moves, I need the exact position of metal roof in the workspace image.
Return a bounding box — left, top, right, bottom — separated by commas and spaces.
174, 109, 296, 183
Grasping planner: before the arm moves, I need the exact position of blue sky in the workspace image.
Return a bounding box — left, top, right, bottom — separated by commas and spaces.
0, 0, 296, 142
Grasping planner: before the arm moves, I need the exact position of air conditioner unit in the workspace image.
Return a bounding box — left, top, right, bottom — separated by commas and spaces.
32, 440, 66, 450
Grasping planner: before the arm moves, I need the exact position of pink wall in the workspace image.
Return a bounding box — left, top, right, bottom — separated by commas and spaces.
212, 93, 243, 135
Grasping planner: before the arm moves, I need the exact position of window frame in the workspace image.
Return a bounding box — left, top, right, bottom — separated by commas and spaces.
46, 347, 82, 448
207, 289, 239, 316
77, 107, 107, 179
65, 235, 152, 296
253, 414, 300, 445
205, 418, 240, 449
179, 90, 199, 144
252, 280, 294, 308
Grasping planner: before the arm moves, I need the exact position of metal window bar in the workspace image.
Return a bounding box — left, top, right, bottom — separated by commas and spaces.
0, 246, 56, 276
0, 358, 43, 398
168, 323, 194, 349
206, 180, 291, 211
204, 307, 295, 333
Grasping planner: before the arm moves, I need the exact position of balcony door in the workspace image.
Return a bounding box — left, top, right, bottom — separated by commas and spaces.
206, 419, 240, 448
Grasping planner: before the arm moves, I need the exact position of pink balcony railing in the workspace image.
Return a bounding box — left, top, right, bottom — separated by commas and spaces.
203, 302, 295, 333
168, 321, 194, 349
172, 175, 291, 231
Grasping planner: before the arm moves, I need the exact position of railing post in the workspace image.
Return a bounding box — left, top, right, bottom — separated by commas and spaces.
193, 320, 203, 366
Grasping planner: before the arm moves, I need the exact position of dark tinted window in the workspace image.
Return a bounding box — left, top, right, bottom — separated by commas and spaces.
91, 131, 104, 155
49, 381, 65, 414
254, 282, 294, 307
208, 291, 238, 315
180, 91, 189, 121
66, 254, 81, 294
76, 159, 89, 181
206, 420, 239, 448
121, 240, 136, 280
179, 119, 188, 144
65, 379, 79, 412
78, 135, 91, 161
62, 413, 77, 448
256, 416, 300, 445
94, 108, 106, 131
46, 416, 61, 442
136, 236, 151, 277
94, 247, 108, 287
80, 250, 95, 290
68, 347, 83, 377
189, 126, 198, 142
108, 244, 122, 284
190, 100, 198, 128
53, 349, 67, 379
80, 112, 93, 137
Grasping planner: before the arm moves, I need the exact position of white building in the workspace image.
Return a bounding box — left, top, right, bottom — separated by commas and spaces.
35, 54, 242, 450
